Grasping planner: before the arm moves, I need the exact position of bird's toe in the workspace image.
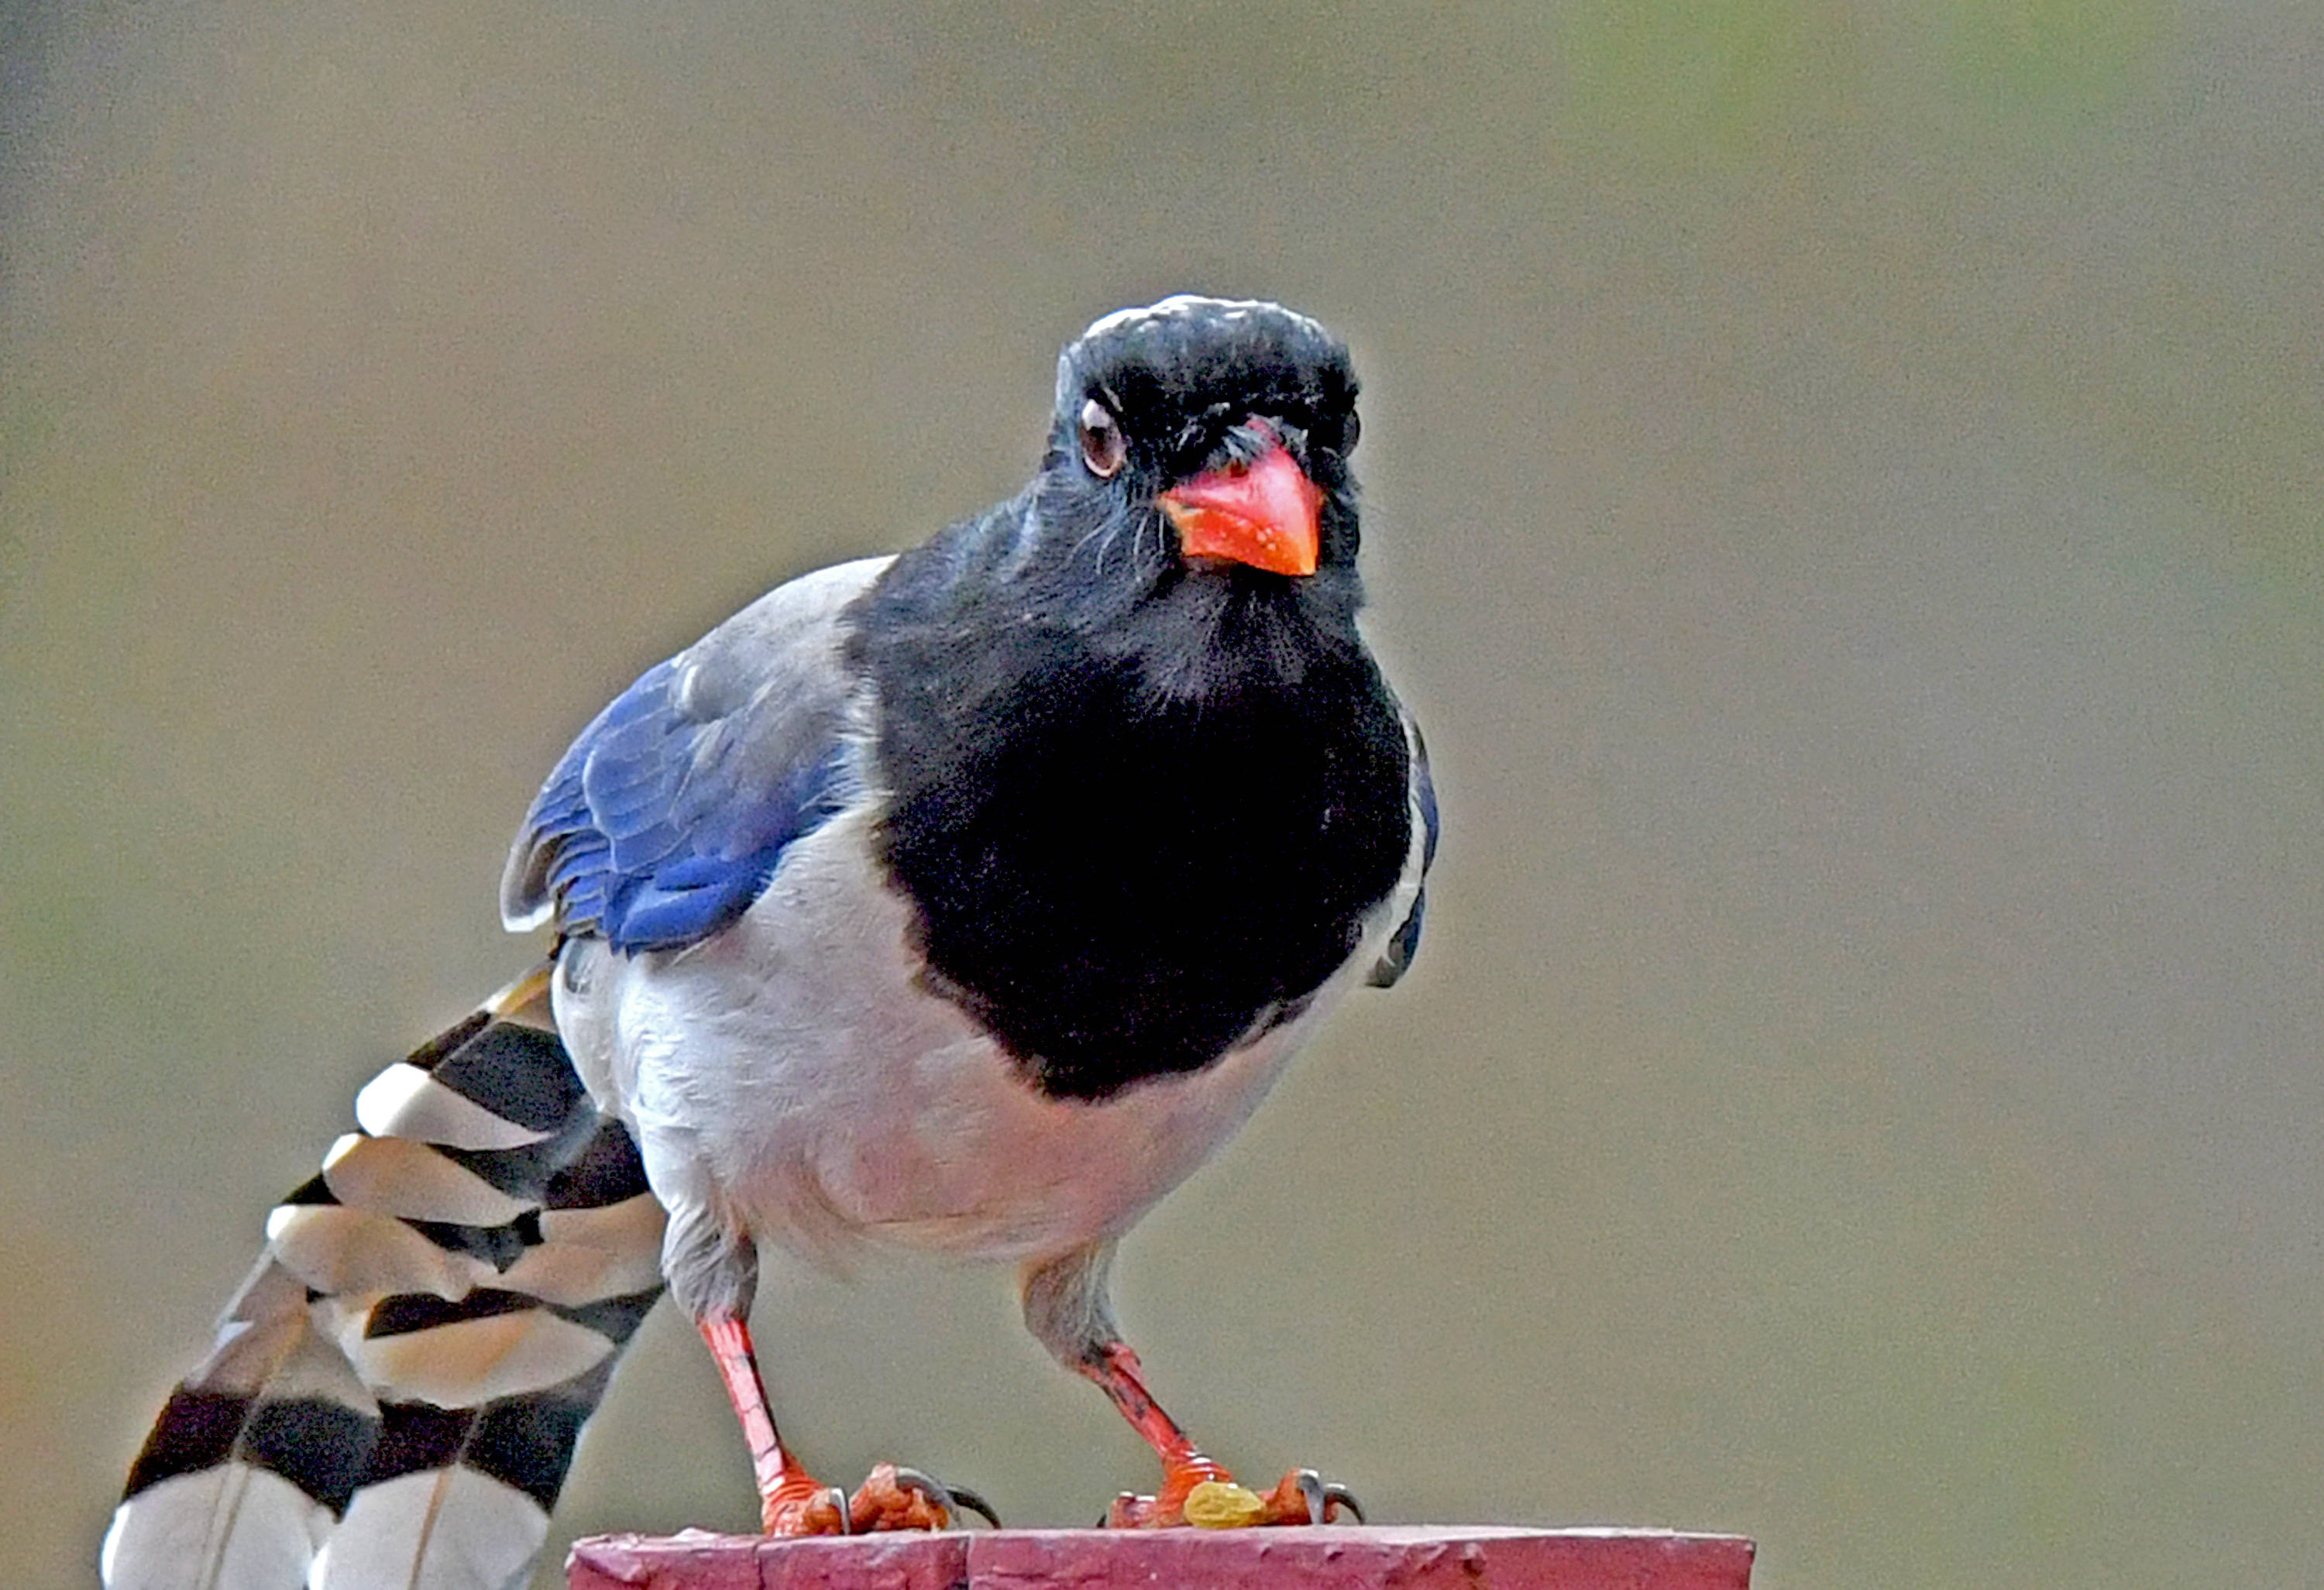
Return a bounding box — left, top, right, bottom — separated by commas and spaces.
842, 1461, 1000, 1533
1103, 1461, 1361, 1528
761, 1483, 851, 1537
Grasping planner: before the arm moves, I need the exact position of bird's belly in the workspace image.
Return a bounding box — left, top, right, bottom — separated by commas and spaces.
763, 1022, 1300, 1262
555, 809, 1318, 1268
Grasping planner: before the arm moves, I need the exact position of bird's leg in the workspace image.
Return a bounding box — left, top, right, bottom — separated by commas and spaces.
702, 1310, 981, 1536
1022, 1244, 1360, 1528
1078, 1337, 1234, 1526
700, 1313, 968, 1534
670, 1199, 847, 1534
699, 1313, 851, 1534
675, 1200, 974, 1537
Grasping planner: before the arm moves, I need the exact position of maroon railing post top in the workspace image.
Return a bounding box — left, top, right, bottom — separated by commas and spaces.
569, 1526, 1756, 1590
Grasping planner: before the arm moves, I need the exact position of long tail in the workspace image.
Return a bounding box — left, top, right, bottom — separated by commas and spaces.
103, 967, 668, 1590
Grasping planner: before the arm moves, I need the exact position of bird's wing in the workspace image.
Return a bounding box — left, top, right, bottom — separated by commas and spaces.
500, 555, 893, 953
1367, 707, 1437, 988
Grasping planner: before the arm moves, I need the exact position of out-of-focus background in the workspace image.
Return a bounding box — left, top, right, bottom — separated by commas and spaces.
5, 3, 2319, 1585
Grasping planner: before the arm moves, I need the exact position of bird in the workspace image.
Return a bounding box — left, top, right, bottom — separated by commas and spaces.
103, 294, 1438, 1590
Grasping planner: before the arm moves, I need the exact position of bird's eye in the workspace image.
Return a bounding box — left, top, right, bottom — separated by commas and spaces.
1078, 398, 1126, 479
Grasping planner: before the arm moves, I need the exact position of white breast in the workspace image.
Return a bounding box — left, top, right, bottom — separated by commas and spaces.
552, 804, 1379, 1272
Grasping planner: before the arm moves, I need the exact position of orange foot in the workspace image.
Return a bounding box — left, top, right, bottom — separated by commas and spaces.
763, 1462, 1002, 1536
1106, 1464, 1364, 1529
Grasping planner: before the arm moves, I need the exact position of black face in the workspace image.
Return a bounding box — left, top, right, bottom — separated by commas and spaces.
1051, 295, 1360, 485
1025, 297, 1366, 634
849, 296, 1410, 1101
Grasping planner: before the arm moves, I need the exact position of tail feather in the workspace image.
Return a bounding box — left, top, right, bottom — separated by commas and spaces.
312, 1371, 611, 1590
108, 1259, 380, 1590
105, 968, 668, 1590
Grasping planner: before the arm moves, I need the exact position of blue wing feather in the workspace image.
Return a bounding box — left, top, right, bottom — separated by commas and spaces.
503, 561, 891, 954
512, 659, 852, 953
593, 744, 850, 951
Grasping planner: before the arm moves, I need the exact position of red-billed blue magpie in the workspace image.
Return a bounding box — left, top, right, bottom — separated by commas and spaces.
105, 295, 1437, 1590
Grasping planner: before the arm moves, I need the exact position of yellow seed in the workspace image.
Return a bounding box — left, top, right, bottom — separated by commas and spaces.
1184, 1479, 1267, 1529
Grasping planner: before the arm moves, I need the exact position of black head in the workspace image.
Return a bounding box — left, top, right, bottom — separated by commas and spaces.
849, 296, 1374, 707
1034, 296, 1364, 603
1053, 295, 1359, 475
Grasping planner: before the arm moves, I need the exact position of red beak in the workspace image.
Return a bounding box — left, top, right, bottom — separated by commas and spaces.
1157, 441, 1322, 577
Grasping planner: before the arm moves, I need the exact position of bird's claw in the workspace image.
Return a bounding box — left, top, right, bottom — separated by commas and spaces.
761, 1462, 999, 1535
889, 1466, 1003, 1529
1291, 1468, 1365, 1525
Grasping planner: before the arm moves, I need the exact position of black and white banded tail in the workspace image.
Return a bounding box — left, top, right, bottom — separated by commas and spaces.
105, 969, 667, 1590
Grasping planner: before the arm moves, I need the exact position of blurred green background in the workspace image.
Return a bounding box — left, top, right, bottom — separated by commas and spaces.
5, 2, 2320, 1585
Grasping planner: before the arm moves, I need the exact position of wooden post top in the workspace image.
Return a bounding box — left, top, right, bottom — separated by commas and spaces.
569, 1525, 1756, 1590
